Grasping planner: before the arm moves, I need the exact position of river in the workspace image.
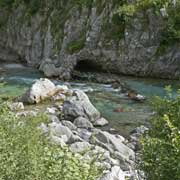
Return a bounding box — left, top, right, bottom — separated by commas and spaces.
0, 63, 179, 137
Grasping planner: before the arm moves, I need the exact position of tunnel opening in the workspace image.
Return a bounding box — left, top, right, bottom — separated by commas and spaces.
74, 60, 104, 73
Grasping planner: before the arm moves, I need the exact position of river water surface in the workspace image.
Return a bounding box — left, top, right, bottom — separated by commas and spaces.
0, 64, 179, 137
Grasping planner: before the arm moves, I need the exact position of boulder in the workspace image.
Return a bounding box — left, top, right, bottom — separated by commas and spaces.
93, 130, 135, 161
74, 117, 93, 129
99, 166, 125, 180
70, 142, 91, 153
63, 90, 100, 122
49, 122, 72, 143
61, 120, 77, 131
93, 117, 108, 127
20, 78, 57, 104
77, 128, 92, 141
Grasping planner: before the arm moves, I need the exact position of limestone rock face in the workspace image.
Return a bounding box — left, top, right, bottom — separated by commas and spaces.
0, 3, 179, 79
20, 78, 57, 104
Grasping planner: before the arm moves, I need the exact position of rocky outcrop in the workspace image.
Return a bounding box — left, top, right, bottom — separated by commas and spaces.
0, 1, 179, 79
11, 78, 145, 179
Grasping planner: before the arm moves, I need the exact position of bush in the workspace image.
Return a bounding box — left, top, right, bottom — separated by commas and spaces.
0, 104, 102, 180
140, 88, 180, 180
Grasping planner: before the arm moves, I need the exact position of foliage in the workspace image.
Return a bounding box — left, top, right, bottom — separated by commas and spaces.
140, 88, 180, 180
118, 0, 180, 48
0, 104, 102, 180
66, 35, 86, 54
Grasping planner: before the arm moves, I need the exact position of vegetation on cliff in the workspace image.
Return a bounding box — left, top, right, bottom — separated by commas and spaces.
140, 88, 180, 180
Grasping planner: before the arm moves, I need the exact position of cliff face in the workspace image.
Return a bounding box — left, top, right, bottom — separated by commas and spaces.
0, 1, 179, 79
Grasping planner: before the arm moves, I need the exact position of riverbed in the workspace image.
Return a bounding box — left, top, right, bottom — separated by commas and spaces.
0, 64, 179, 137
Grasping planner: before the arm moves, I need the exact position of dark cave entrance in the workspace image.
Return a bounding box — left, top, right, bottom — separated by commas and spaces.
74, 60, 104, 73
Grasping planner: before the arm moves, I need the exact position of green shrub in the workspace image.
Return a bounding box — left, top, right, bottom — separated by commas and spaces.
140, 88, 180, 180
0, 104, 102, 180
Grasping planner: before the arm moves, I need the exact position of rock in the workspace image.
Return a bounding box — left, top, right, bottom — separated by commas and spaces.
127, 92, 146, 102
51, 85, 70, 101
50, 135, 67, 147
46, 107, 58, 115
74, 116, 93, 129
99, 166, 125, 180
131, 125, 149, 135
20, 78, 57, 104
77, 128, 92, 141
51, 93, 66, 101
93, 117, 108, 126
38, 123, 49, 134
56, 85, 69, 93
70, 142, 91, 153
48, 115, 60, 123
16, 110, 37, 117
61, 120, 77, 131
49, 122, 72, 143
39, 58, 59, 77
63, 90, 100, 121
93, 130, 135, 161
8, 102, 24, 111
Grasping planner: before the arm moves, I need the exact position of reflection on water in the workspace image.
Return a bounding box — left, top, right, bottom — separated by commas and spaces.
0, 64, 179, 136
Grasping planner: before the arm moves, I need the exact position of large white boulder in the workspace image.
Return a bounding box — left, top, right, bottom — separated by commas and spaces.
20, 78, 57, 104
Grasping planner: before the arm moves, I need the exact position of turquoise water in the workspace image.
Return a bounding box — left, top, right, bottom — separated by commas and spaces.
0, 64, 179, 136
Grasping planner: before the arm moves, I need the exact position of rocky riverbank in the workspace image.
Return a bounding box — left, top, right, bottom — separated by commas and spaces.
8, 78, 147, 180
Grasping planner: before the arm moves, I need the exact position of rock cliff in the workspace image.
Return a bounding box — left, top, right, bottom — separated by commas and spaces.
0, 0, 179, 79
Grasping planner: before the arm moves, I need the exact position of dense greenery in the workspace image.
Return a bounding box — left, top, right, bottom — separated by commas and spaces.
0, 104, 102, 180
140, 88, 180, 180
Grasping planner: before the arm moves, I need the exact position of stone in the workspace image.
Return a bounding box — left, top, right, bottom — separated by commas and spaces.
70, 142, 91, 153
61, 120, 77, 131
93, 130, 135, 161
63, 90, 100, 121
48, 115, 60, 123
51, 93, 66, 101
49, 122, 72, 143
16, 110, 37, 117
50, 135, 66, 147
74, 116, 93, 129
39, 58, 59, 77
93, 117, 108, 126
20, 78, 57, 104
38, 123, 49, 134
8, 102, 24, 111
46, 107, 58, 115
99, 166, 125, 180
77, 128, 92, 141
